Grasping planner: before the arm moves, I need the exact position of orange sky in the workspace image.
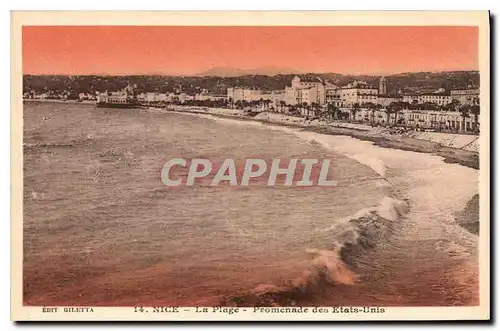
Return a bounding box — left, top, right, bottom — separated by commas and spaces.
22, 26, 478, 75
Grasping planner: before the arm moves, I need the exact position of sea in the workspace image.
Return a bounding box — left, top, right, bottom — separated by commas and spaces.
23, 102, 479, 307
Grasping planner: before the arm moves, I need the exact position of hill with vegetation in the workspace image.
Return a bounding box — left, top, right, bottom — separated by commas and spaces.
23, 71, 479, 97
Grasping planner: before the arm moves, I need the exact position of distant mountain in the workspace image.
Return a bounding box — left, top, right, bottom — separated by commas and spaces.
193, 66, 307, 77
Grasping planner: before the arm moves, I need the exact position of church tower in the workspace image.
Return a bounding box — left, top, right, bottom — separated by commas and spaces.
379, 76, 387, 95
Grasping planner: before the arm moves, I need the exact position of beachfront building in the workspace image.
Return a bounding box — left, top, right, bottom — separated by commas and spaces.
402, 94, 419, 104
377, 94, 403, 107
178, 93, 195, 103
97, 92, 127, 104
298, 87, 320, 105
78, 92, 97, 101
418, 93, 452, 106
402, 110, 477, 131
326, 87, 343, 107
32, 92, 49, 100
291, 76, 327, 104
283, 76, 327, 105
355, 108, 387, 124
195, 92, 227, 102
325, 81, 342, 107
227, 87, 263, 102
401, 92, 452, 107
260, 92, 274, 101
97, 87, 133, 104
340, 81, 379, 107
270, 91, 286, 111
353, 107, 478, 132
137, 92, 168, 103
450, 88, 480, 106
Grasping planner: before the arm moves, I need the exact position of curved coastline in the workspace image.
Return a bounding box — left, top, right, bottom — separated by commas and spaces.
159, 105, 479, 170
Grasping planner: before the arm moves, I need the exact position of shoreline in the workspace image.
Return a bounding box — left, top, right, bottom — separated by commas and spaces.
162, 106, 479, 170
23, 99, 97, 105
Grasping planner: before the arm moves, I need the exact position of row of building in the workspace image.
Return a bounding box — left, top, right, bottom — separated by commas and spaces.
97, 88, 227, 104
354, 108, 478, 132
25, 75, 480, 111
25, 89, 227, 104
134, 91, 226, 103
227, 76, 480, 109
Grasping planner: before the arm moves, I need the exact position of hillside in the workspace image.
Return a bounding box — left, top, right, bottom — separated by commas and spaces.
23, 71, 479, 96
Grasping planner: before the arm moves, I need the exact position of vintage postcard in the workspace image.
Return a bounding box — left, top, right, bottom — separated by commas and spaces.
11, 11, 490, 321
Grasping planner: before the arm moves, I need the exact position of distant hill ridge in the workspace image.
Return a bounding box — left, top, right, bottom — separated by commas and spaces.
193, 66, 307, 77
23, 70, 480, 96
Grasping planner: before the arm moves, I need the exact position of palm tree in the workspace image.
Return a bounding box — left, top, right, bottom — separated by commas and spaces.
361, 102, 377, 125
370, 105, 378, 125
326, 103, 336, 121
311, 102, 320, 118
266, 99, 273, 111
385, 106, 393, 126
446, 99, 461, 112
460, 105, 471, 132
279, 101, 286, 113
410, 100, 419, 110
420, 101, 438, 111
470, 105, 480, 133
336, 106, 343, 121
351, 103, 360, 122
302, 102, 310, 118
258, 98, 264, 110
391, 102, 404, 126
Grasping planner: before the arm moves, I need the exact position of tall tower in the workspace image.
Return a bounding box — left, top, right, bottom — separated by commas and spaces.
379, 76, 387, 95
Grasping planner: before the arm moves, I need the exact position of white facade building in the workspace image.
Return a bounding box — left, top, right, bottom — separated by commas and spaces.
450, 89, 480, 106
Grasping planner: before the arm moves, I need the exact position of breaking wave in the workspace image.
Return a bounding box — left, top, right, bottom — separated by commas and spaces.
220, 196, 409, 307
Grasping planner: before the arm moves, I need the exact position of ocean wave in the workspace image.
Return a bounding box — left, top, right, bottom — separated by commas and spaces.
220, 196, 409, 307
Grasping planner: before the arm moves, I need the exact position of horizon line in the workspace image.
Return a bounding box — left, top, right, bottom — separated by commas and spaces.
23, 68, 480, 77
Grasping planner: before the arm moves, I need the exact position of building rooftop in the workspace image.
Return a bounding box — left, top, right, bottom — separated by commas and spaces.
341, 83, 377, 89
378, 94, 403, 98
297, 75, 324, 83
450, 87, 480, 91
420, 92, 451, 96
